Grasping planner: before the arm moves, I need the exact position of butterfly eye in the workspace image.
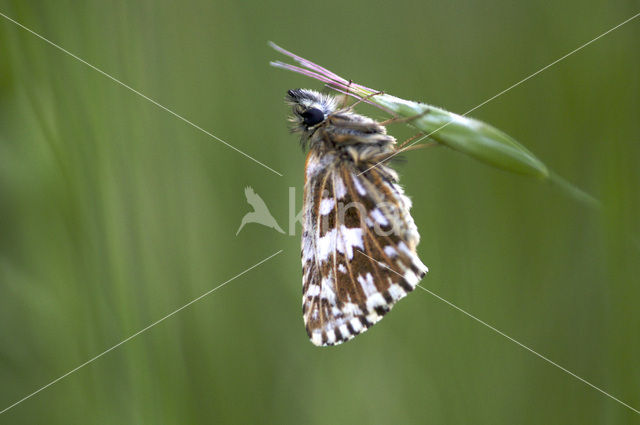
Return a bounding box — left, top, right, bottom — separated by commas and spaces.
301, 108, 324, 127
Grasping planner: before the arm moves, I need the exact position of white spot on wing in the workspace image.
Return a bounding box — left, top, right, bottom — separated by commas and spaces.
334, 176, 347, 199
316, 226, 364, 262
350, 318, 363, 332
371, 208, 388, 226
338, 324, 349, 338
388, 283, 406, 300
396, 241, 428, 274
367, 312, 381, 324
316, 231, 335, 262
319, 198, 335, 215
342, 302, 363, 316
366, 293, 386, 309
384, 246, 397, 257
398, 242, 413, 256
320, 276, 336, 303
415, 259, 429, 274
404, 269, 419, 287
357, 273, 377, 296
338, 263, 347, 273
339, 226, 363, 259
306, 284, 320, 297
352, 175, 366, 195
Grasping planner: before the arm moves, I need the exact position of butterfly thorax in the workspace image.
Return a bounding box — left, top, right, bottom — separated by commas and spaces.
307, 111, 397, 166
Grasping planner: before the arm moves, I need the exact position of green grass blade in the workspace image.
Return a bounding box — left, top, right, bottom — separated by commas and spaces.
374, 94, 549, 179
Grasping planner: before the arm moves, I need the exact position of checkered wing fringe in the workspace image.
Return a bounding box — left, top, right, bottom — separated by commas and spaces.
302, 158, 428, 346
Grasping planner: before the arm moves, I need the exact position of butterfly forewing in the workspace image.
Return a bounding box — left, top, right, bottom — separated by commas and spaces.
302, 154, 427, 346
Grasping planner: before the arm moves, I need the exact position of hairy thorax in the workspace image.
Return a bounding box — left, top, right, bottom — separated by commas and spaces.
307, 111, 397, 165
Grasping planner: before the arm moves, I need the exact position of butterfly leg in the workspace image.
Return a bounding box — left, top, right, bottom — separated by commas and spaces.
398, 132, 438, 150
341, 90, 385, 111
398, 132, 425, 148
399, 141, 438, 152
379, 109, 429, 127
337, 80, 354, 109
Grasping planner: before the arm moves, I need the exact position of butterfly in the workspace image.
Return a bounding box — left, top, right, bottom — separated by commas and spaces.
286, 88, 428, 346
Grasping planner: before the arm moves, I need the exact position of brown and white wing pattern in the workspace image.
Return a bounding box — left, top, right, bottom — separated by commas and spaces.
301, 152, 428, 346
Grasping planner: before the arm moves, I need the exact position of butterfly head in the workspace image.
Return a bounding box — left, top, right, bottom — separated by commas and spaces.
286, 89, 337, 139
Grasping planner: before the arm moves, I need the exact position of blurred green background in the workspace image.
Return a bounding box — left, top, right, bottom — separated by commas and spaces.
1, 1, 638, 423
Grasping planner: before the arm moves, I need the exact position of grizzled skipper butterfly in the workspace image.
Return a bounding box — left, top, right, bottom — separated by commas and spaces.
286, 88, 428, 346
